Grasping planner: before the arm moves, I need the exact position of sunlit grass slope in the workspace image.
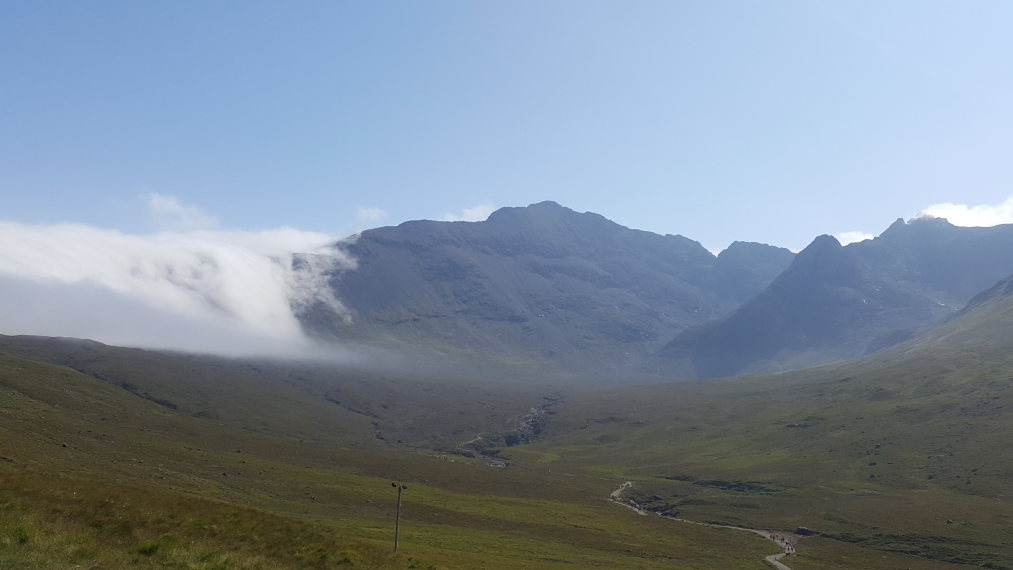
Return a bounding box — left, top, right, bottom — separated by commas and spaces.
5, 282, 1013, 570
1, 342, 779, 569
536, 286, 1013, 568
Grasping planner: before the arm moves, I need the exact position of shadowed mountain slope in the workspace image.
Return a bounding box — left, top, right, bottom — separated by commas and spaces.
655, 217, 1013, 378
303, 201, 793, 373
0, 334, 553, 450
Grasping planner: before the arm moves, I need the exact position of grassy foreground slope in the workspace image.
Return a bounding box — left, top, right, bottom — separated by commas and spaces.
536, 281, 1013, 568
6, 276, 1013, 570
0, 341, 782, 570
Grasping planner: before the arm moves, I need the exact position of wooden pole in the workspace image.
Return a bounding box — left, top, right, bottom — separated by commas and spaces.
392, 482, 406, 552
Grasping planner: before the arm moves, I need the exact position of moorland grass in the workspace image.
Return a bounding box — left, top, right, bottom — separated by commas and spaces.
6, 306, 1013, 570
530, 300, 1013, 568
0, 348, 777, 569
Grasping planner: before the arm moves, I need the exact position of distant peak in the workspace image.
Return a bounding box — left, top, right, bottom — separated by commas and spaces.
810, 234, 843, 248
796, 234, 842, 258
719, 241, 793, 255
879, 214, 955, 239
486, 201, 579, 222
528, 200, 565, 210
909, 215, 955, 228
885, 217, 907, 232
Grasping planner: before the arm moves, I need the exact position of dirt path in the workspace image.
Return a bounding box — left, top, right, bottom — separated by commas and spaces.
764, 553, 793, 570
610, 481, 798, 570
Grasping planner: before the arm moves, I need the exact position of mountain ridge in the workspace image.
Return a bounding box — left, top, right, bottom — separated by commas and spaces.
654, 216, 1013, 378
288, 202, 1013, 380
301, 201, 794, 374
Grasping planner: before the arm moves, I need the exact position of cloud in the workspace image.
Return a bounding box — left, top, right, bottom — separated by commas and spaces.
356, 207, 388, 225
146, 193, 220, 231
834, 230, 875, 245
0, 222, 356, 358
916, 196, 1013, 227
440, 204, 496, 222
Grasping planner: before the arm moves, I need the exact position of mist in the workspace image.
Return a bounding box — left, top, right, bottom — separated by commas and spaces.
0, 222, 357, 359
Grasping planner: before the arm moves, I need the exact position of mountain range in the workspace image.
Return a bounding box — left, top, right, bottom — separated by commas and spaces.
656, 216, 1013, 377
301, 201, 1013, 379
302, 201, 794, 373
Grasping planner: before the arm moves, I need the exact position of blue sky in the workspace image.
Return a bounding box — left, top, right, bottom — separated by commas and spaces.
4, 1, 1013, 252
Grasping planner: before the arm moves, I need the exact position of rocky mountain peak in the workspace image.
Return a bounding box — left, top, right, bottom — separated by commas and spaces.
800, 234, 842, 254
881, 217, 908, 235
879, 215, 957, 241
777, 234, 850, 286
485, 201, 614, 231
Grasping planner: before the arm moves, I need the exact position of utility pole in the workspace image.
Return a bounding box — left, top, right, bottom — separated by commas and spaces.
391, 482, 407, 553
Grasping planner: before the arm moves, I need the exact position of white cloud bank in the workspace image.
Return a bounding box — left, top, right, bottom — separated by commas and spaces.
146, 192, 220, 231
356, 207, 387, 225
916, 196, 1013, 227
834, 230, 875, 246
0, 221, 356, 358
440, 204, 496, 222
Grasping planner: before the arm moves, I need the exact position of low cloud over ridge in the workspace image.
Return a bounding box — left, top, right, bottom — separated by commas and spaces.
834, 230, 875, 246
440, 204, 496, 222
146, 193, 220, 231
0, 222, 355, 358
917, 196, 1013, 227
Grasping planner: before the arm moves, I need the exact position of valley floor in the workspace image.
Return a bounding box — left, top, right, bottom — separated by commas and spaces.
2, 336, 1011, 569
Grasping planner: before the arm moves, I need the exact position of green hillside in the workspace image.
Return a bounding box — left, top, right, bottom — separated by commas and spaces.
0, 341, 778, 570
537, 282, 1013, 568
4, 283, 1013, 570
